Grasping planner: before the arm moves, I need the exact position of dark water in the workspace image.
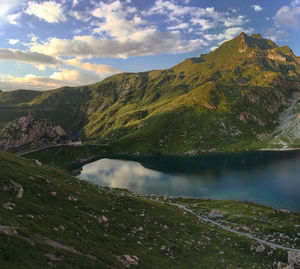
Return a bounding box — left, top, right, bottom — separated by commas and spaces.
77, 151, 300, 212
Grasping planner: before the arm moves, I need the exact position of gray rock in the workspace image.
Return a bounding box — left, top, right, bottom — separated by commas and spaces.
209, 209, 224, 218
288, 251, 300, 269
255, 244, 265, 253
3, 202, 15, 210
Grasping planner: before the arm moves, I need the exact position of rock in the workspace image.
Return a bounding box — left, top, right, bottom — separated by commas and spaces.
116, 255, 139, 267
98, 216, 108, 223
164, 193, 169, 200
209, 209, 224, 218
255, 244, 265, 253
35, 160, 42, 166
277, 261, 288, 269
50, 192, 57, 196
67, 195, 77, 201
2, 185, 9, 191
288, 251, 300, 269
0, 113, 65, 151
242, 226, 249, 232
44, 253, 64, 261
124, 255, 139, 266
0, 225, 18, 235
3, 202, 15, 210
17, 187, 24, 199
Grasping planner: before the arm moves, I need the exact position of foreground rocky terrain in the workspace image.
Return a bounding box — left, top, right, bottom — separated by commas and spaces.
0, 150, 299, 268
0, 33, 300, 154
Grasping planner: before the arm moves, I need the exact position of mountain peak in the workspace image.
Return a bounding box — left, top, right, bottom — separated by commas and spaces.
237, 32, 248, 39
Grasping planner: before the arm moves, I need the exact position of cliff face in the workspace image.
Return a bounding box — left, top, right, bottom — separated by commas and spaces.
0, 113, 65, 150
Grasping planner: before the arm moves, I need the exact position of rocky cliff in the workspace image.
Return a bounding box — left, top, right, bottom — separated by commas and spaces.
0, 112, 65, 150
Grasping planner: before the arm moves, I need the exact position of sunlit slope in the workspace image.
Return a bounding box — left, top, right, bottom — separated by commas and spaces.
1, 33, 300, 153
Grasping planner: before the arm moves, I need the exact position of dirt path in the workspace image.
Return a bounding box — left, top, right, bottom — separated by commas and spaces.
171, 202, 300, 253
140, 196, 300, 253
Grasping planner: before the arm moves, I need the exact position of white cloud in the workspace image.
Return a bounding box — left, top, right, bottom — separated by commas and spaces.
64, 58, 122, 75
8, 39, 20, 45
167, 23, 189, 30
224, 15, 246, 27
263, 27, 288, 41
1, 68, 101, 91
204, 27, 249, 44
251, 5, 263, 12
7, 12, 21, 25
25, 1, 66, 23
0, 0, 24, 26
91, 0, 148, 42
72, 0, 79, 7
274, 4, 300, 28
30, 33, 207, 59
69, 10, 89, 22
0, 48, 60, 65
190, 18, 217, 30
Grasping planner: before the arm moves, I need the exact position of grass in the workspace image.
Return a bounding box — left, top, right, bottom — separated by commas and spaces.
1, 33, 300, 154
1, 150, 298, 268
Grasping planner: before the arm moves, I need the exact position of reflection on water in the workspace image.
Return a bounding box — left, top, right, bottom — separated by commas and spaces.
78, 152, 300, 212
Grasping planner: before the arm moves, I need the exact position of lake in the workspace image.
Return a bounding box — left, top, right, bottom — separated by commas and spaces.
77, 150, 300, 212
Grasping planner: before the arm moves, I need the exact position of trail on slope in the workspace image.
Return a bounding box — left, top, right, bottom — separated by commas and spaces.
171, 202, 300, 253
142, 196, 300, 253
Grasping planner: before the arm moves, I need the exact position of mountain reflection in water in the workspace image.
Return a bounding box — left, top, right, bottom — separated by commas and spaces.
78, 151, 300, 212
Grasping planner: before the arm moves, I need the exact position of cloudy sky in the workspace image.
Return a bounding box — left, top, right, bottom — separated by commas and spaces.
0, 0, 299, 91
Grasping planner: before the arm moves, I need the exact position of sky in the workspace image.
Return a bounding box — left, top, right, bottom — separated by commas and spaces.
0, 0, 300, 91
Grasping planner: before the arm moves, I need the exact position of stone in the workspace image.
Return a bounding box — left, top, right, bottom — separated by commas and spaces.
161, 245, 166, 251
44, 253, 64, 261
242, 226, 249, 232
255, 244, 265, 253
98, 216, 108, 223
116, 255, 139, 267
67, 196, 77, 201
50, 192, 57, 196
288, 251, 300, 269
35, 160, 42, 166
3, 202, 15, 210
209, 209, 224, 218
0, 114, 65, 151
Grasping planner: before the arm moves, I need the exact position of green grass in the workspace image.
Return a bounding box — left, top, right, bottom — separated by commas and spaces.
1, 150, 298, 268
1, 33, 300, 154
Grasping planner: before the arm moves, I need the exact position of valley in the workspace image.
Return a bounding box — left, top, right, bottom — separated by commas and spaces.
1, 32, 300, 268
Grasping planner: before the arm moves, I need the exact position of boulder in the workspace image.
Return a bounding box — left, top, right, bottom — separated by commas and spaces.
288, 251, 300, 269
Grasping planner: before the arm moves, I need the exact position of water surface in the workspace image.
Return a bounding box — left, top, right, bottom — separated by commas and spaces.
78, 151, 300, 212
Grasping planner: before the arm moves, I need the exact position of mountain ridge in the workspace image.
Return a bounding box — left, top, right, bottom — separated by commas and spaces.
0, 33, 300, 154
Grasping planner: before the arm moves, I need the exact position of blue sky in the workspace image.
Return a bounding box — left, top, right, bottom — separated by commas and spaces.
0, 0, 299, 91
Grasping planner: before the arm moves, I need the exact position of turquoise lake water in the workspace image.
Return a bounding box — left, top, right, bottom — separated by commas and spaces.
78, 150, 300, 212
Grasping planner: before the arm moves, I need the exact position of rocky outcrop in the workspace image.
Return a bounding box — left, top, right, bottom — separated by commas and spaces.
0, 112, 65, 150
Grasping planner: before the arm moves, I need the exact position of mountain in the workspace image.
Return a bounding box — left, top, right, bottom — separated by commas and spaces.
0, 149, 299, 268
0, 33, 300, 154
0, 112, 65, 150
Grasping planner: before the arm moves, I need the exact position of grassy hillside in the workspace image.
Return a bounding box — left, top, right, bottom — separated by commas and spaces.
1, 33, 300, 154
1, 150, 299, 268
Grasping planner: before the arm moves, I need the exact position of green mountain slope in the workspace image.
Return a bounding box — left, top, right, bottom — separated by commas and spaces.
1, 150, 299, 268
1, 33, 300, 154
